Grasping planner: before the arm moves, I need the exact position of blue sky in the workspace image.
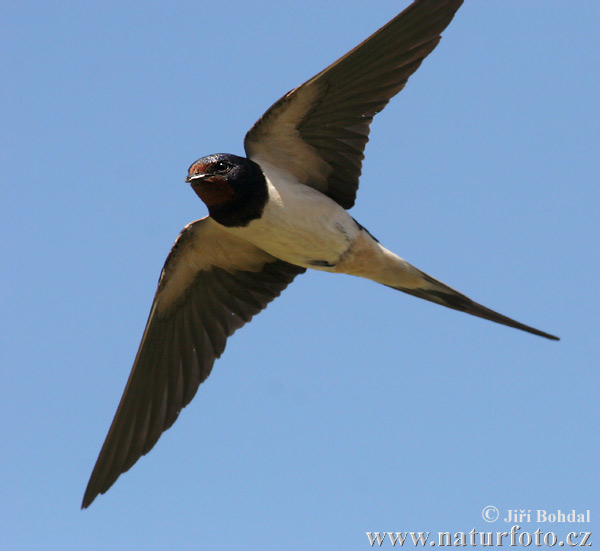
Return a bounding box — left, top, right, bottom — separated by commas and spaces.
2, 1, 598, 549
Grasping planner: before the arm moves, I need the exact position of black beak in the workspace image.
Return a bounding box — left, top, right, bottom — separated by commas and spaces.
185, 173, 206, 184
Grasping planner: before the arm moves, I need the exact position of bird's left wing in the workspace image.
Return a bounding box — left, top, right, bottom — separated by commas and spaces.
82, 217, 305, 508
244, 0, 463, 209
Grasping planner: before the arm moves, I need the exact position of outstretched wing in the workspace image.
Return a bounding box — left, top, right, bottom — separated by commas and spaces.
82, 217, 305, 508
244, 0, 463, 209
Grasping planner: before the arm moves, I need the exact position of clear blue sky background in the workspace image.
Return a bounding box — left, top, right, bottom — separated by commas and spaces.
2, 1, 598, 549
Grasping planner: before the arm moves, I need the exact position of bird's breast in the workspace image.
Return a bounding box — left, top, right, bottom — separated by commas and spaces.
223, 176, 359, 269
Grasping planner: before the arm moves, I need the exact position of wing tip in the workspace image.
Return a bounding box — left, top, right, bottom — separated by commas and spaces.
81, 487, 97, 509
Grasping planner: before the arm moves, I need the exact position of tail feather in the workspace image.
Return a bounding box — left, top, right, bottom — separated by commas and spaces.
332, 228, 558, 340
393, 271, 559, 341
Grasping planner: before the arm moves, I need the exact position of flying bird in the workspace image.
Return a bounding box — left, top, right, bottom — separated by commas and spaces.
82, 0, 558, 508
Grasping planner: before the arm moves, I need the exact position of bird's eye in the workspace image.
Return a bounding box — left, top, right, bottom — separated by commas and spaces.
214, 160, 230, 172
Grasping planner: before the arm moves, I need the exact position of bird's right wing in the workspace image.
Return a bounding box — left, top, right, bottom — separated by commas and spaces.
82, 217, 305, 508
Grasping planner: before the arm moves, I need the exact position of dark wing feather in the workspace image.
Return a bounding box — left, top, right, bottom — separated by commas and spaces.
244, 0, 463, 208
82, 218, 304, 508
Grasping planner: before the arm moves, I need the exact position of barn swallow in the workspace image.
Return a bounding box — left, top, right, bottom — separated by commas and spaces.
82, 0, 559, 508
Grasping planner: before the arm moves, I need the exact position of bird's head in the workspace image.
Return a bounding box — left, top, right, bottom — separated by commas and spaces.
185, 153, 268, 227
186, 153, 244, 206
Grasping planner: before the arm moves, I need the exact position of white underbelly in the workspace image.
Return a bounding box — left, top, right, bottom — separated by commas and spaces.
224, 178, 359, 268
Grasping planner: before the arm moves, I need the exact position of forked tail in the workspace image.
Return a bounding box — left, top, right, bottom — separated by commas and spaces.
392, 269, 559, 340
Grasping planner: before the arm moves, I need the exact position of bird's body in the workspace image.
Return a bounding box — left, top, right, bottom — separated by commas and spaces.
228, 173, 359, 269
222, 173, 419, 287
83, 0, 558, 509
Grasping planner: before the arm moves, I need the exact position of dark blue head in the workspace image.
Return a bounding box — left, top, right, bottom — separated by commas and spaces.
186, 153, 268, 227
